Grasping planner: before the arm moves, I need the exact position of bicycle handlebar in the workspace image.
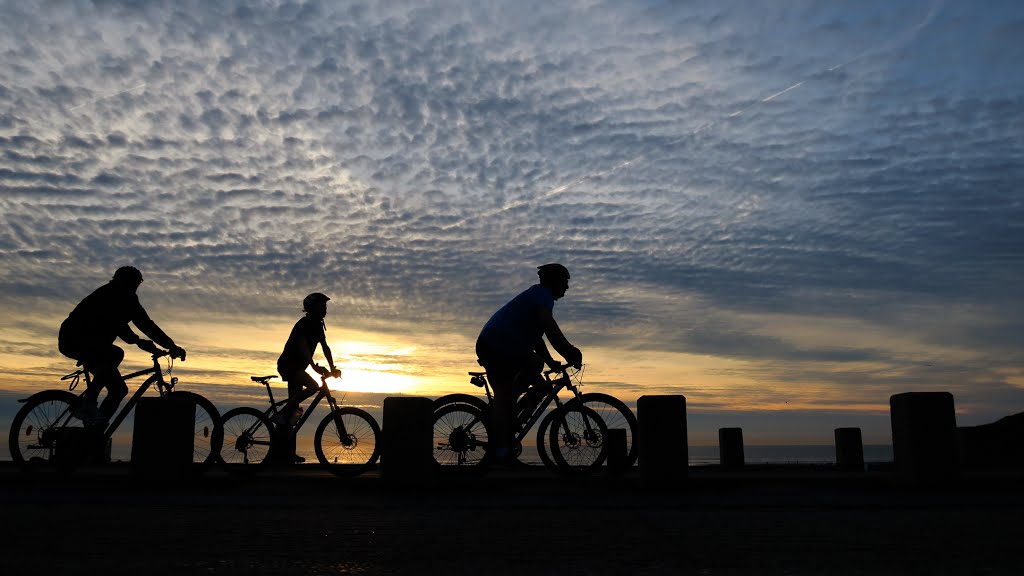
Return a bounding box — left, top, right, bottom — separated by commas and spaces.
543, 363, 582, 376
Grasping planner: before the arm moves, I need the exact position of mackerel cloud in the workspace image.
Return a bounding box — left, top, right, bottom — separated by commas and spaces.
1, 0, 1023, 400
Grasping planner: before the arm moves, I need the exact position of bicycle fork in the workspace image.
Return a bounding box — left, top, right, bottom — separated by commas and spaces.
326, 397, 354, 448
554, 406, 603, 450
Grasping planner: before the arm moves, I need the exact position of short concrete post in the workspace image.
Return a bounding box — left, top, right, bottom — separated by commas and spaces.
834, 427, 864, 472
890, 392, 959, 486
132, 395, 195, 476
268, 427, 298, 466
605, 428, 628, 477
382, 396, 434, 483
718, 427, 744, 469
52, 427, 92, 470
637, 395, 688, 487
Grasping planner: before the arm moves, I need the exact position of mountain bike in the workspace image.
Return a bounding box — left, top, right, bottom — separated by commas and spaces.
433, 364, 635, 474
219, 371, 380, 477
9, 350, 223, 473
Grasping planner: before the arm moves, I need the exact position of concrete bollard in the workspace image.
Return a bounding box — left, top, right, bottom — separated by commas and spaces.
132, 395, 195, 476
52, 427, 93, 470
834, 427, 865, 472
268, 426, 298, 466
382, 396, 434, 483
637, 395, 688, 488
605, 428, 628, 477
718, 427, 744, 469
890, 392, 959, 486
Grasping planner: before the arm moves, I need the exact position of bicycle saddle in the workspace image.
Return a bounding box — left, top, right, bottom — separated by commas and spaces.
468, 371, 486, 377
250, 375, 276, 383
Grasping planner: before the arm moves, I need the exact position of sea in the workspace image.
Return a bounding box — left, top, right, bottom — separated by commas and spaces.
686, 444, 893, 466
510, 443, 894, 467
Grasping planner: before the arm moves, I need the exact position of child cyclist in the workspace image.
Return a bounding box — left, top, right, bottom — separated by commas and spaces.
276, 292, 341, 435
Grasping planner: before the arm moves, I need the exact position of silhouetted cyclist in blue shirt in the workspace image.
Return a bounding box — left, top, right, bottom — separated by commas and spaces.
58, 266, 186, 423
476, 263, 583, 466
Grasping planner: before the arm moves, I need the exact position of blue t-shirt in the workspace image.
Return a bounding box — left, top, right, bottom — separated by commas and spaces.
477, 284, 555, 358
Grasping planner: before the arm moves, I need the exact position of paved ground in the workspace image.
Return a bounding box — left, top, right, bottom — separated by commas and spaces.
1, 462, 1021, 575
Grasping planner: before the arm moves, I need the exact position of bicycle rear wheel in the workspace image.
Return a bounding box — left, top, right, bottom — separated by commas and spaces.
8, 390, 84, 472
432, 402, 491, 472
314, 407, 381, 477
219, 407, 273, 474
547, 404, 608, 474
168, 391, 223, 473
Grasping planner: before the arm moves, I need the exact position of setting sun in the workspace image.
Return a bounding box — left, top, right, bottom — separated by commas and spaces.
326, 369, 416, 394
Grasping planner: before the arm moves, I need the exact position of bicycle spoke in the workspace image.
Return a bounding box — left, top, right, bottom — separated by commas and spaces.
549, 405, 607, 473
9, 392, 83, 470
220, 408, 272, 467
432, 403, 490, 469
574, 393, 638, 467
315, 408, 380, 476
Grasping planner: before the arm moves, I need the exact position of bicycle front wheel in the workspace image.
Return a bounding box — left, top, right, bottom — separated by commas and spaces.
566, 393, 638, 467
168, 391, 223, 473
547, 404, 608, 474
219, 407, 273, 474
8, 390, 82, 472
534, 410, 560, 473
314, 407, 381, 477
432, 402, 491, 472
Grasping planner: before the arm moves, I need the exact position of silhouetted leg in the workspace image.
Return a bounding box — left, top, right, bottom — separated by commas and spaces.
99, 370, 128, 419
80, 345, 126, 418
488, 368, 529, 462
282, 372, 319, 423
489, 371, 515, 460
277, 372, 318, 463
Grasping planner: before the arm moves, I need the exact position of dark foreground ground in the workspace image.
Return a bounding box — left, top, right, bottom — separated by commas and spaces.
1, 462, 1021, 575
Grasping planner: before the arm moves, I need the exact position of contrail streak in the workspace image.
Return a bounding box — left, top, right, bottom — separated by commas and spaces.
69, 83, 146, 111
762, 81, 805, 102
438, 0, 943, 231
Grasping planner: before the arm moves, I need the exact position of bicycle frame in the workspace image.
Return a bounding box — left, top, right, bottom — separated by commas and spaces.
256, 374, 346, 436
474, 366, 584, 446
56, 353, 176, 440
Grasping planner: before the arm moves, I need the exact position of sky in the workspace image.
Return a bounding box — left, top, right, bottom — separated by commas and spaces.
2, 0, 1023, 452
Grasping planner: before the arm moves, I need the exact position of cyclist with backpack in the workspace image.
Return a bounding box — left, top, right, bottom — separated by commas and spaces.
58, 266, 186, 423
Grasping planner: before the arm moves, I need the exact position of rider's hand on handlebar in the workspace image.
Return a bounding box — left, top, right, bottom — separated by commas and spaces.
566, 346, 583, 369
330, 367, 341, 378
169, 345, 187, 361
137, 339, 159, 354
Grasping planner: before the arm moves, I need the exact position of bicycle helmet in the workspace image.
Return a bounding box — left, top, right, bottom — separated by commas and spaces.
302, 292, 331, 313
112, 266, 143, 284
537, 263, 570, 283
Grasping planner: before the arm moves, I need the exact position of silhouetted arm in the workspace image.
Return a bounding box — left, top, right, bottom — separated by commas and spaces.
131, 304, 176, 350
117, 324, 142, 345
537, 306, 582, 366
532, 335, 558, 369
319, 333, 339, 376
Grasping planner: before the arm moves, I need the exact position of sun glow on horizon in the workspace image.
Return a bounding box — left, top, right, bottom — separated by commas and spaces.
325, 369, 416, 394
